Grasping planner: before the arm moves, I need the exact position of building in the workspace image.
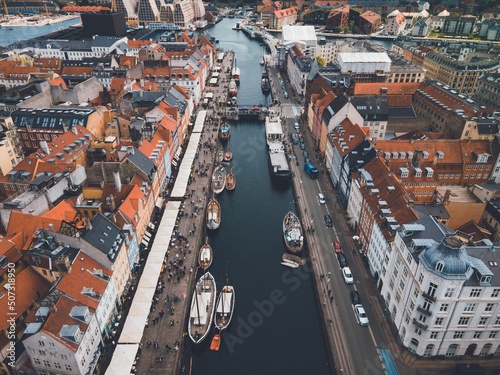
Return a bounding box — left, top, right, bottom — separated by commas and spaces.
286, 46, 314, 99
358, 11, 381, 34
412, 17, 432, 37
22, 295, 101, 375
473, 74, 500, 111
270, 8, 298, 30
443, 15, 477, 35
326, 5, 350, 31
380, 216, 500, 358
482, 198, 500, 242
350, 96, 389, 140
0, 116, 23, 176
386, 10, 407, 36
337, 52, 392, 75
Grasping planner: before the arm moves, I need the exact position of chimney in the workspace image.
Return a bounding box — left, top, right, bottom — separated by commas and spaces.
85, 218, 93, 230
443, 189, 451, 204
72, 127, 78, 135
110, 194, 116, 211
412, 150, 422, 168
40, 140, 51, 155
113, 171, 122, 193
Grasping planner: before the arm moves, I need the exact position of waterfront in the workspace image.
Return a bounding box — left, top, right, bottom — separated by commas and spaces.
0, 17, 81, 47
184, 18, 331, 375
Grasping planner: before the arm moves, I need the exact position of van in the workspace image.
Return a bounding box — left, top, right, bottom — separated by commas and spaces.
304, 162, 318, 179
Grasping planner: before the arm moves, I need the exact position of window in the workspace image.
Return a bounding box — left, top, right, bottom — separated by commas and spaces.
479, 317, 489, 326
42, 360, 50, 368
38, 340, 45, 347
474, 331, 482, 339
418, 273, 424, 284
470, 289, 482, 298
458, 317, 470, 326
34, 358, 41, 365
485, 303, 495, 312
54, 363, 61, 369
414, 288, 419, 299
453, 331, 464, 339
414, 327, 422, 335
435, 317, 444, 326
39, 350, 46, 356
65, 365, 72, 371
445, 288, 454, 298
495, 317, 500, 326
446, 344, 459, 356
440, 304, 449, 312
480, 344, 493, 356
430, 331, 438, 339
489, 331, 498, 339
436, 261, 444, 272
464, 303, 476, 312
427, 283, 438, 297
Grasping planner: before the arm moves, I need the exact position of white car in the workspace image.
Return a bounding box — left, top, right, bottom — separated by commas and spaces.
318, 193, 325, 205
342, 267, 354, 284
354, 304, 369, 326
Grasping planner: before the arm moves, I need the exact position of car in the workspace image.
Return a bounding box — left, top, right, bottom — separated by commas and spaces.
318, 193, 326, 205
284, 92, 288, 99
300, 142, 305, 150
354, 304, 369, 326
290, 133, 298, 144
294, 122, 300, 132
303, 150, 308, 158
342, 267, 354, 284
350, 290, 361, 305
333, 240, 342, 252
336, 252, 348, 268
304, 157, 310, 165
324, 214, 332, 228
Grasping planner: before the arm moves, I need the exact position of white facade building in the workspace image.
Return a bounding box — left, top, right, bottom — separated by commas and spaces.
337, 52, 392, 74
380, 216, 500, 358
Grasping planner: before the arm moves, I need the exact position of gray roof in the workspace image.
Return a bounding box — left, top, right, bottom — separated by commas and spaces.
350, 96, 388, 121
91, 36, 125, 48
322, 94, 349, 125
465, 245, 500, 286
82, 213, 124, 262
420, 236, 472, 280
388, 107, 417, 118
413, 203, 450, 220
476, 119, 499, 135
127, 147, 156, 179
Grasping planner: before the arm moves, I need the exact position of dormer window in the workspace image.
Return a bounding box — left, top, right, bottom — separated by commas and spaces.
423, 151, 429, 159
399, 151, 406, 159
407, 151, 413, 159
425, 167, 434, 177
480, 275, 492, 284
415, 167, 422, 177
437, 151, 444, 159
400, 167, 409, 178
384, 151, 390, 160
392, 151, 398, 159
436, 261, 445, 272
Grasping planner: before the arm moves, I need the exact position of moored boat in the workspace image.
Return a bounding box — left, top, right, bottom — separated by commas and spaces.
224, 147, 233, 162
206, 196, 221, 230
218, 121, 231, 141
226, 168, 236, 191
281, 259, 299, 268
214, 284, 235, 331
212, 165, 226, 194
188, 272, 217, 344
232, 59, 240, 85
216, 149, 224, 163
210, 333, 221, 351
283, 211, 304, 253
265, 115, 291, 180
228, 79, 237, 97
198, 238, 213, 270
261, 77, 270, 94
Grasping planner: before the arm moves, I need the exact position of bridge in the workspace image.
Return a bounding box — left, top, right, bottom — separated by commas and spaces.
223, 106, 271, 121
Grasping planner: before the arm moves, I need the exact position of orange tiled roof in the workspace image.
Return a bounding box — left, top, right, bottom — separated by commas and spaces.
6, 212, 63, 249
38, 125, 92, 162
0, 267, 51, 331
315, 0, 347, 6
110, 77, 126, 95
50, 76, 68, 89
42, 200, 78, 223
118, 55, 138, 68
40, 294, 94, 350
0, 238, 22, 271
57, 251, 112, 310
33, 57, 62, 71
61, 5, 110, 12
360, 11, 381, 23
328, 117, 368, 157
353, 82, 420, 96
275, 7, 297, 18
117, 185, 145, 226
127, 39, 155, 49
61, 66, 94, 77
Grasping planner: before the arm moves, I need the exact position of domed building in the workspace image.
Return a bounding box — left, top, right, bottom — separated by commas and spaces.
380, 216, 500, 358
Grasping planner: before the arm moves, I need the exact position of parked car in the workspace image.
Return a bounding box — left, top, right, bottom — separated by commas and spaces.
294, 122, 300, 132
342, 267, 354, 284
324, 214, 332, 228
291, 133, 298, 144
354, 304, 369, 326
351, 290, 361, 305
300, 142, 305, 150
333, 241, 342, 252
318, 193, 326, 205
336, 252, 348, 268
303, 150, 308, 158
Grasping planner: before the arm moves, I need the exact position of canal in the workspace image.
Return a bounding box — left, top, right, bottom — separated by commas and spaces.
184, 18, 331, 375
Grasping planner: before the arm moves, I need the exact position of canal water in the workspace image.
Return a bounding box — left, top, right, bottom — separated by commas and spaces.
185, 18, 331, 375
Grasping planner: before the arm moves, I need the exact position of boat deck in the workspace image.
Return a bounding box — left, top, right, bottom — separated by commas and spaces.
269, 152, 289, 172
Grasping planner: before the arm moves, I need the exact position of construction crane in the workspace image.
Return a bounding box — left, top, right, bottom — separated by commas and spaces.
3, 0, 8, 16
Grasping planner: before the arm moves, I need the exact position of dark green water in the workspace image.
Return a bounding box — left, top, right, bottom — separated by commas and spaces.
185, 18, 331, 375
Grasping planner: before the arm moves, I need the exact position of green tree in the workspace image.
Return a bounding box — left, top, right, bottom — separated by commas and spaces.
316, 56, 326, 67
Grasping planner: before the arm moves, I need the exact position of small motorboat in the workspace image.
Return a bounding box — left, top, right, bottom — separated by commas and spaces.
198, 238, 213, 270
226, 168, 236, 191
212, 164, 226, 194
281, 259, 299, 268
210, 333, 221, 351
224, 150, 233, 162
217, 149, 224, 163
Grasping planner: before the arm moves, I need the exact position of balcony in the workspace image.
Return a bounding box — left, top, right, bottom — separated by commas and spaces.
417, 306, 432, 317
422, 292, 436, 302
413, 318, 428, 331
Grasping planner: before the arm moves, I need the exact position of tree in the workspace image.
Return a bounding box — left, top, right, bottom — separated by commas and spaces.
316, 56, 326, 67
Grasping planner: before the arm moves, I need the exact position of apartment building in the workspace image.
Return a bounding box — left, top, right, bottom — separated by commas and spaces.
270, 8, 298, 30
473, 74, 500, 111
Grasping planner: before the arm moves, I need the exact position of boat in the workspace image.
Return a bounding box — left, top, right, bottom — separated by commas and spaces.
260, 56, 265, 65
210, 333, 221, 351
232, 59, 240, 85
206, 196, 221, 230
261, 77, 270, 94
228, 79, 237, 97
218, 121, 231, 141
214, 283, 235, 331
230, 96, 237, 106
216, 149, 224, 163
212, 164, 226, 194
226, 168, 236, 191
188, 272, 217, 344
281, 259, 300, 268
198, 238, 213, 270
265, 115, 291, 180
283, 211, 304, 253
224, 147, 233, 162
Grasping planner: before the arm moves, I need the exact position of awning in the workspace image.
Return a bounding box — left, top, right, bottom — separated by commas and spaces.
205, 92, 214, 99
155, 197, 164, 209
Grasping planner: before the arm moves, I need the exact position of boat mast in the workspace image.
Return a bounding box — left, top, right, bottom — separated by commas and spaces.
194, 274, 202, 326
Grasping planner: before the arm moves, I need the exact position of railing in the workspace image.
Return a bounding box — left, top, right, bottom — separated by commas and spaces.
422, 292, 436, 302
412, 318, 428, 330
417, 306, 432, 317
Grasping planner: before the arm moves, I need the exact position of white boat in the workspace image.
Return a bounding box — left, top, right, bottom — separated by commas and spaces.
281, 259, 299, 268
214, 283, 235, 331
232, 59, 240, 85
189, 272, 217, 344
212, 164, 226, 194
198, 238, 213, 270
283, 211, 304, 253
265, 115, 291, 180
228, 79, 237, 96
260, 57, 265, 65
206, 196, 221, 230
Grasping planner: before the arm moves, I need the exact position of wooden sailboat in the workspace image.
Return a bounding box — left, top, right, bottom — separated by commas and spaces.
206, 195, 221, 230
283, 211, 304, 253
218, 121, 231, 141
223, 145, 233, 162
198, 238, 213, 270
211, 164, 226, 194
214, 281, 235, 331
188, 272, 217, 344
226, 167, 236, 191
